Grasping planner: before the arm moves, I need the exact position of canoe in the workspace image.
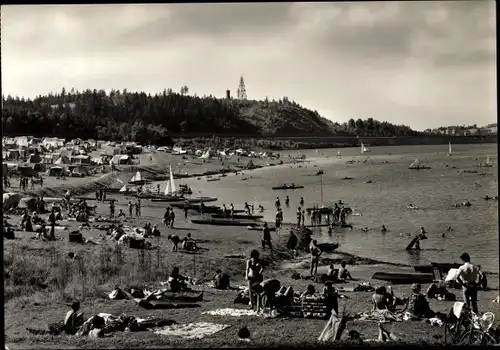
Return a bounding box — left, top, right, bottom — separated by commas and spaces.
272, 185, 304, 190
150, 197, 187, 202
247, 226, 276, 232
210, 214, 263, 220
186, 197, 218, 203
408, 166, 432, 170
191, 218, 259, 227
371, 272, 433, 285
207, 178, 220, 182
170, 203, 245, 214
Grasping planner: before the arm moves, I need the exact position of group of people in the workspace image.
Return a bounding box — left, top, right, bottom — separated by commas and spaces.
18, 175, 42, 191
167, 232, 198, 252
94, 189, 107, 202
126, 200, 142, 218
163, 207, 176, 228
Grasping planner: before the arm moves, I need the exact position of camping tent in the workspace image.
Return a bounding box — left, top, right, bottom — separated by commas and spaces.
54, 155, 71, 165
3, 193, 21, 211
46, 166, 68, 177
245, 160, 256, 170
27, 153, 42, 163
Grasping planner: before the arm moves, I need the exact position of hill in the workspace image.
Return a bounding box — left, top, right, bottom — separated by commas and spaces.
1, 89, 346, 145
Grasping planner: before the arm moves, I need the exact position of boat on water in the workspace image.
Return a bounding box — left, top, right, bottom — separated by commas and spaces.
210, 213, 263, 220
186, 197, 218, 203
170, 202, 245, 214
305, 207, 333, 214
207, 178, 220, 182
371, 272, 433, 285
272, 184, 304, 190
408, 158, 431, 170
128, 170, 150, 185
360, 141, 370, 153
149, 197, 187, 202
316, 170, 324, 175
191, 218, 260, 227
342, 176, 353, 180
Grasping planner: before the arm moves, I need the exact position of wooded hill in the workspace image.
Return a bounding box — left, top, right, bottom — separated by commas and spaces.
2, 88, 419, 145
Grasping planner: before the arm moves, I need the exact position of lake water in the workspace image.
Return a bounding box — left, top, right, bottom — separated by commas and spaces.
160, 143, 497, 273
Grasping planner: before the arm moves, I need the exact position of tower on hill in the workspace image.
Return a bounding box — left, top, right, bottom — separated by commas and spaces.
237, 76, 247, 100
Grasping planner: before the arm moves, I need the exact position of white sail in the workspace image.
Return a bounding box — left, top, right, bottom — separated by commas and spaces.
486, 156, 490, 164
129, 171, 142, 183
199, 148, 211, 159
361, 142, 370, 153
409, 158, 420, 168
169, 165, 177, 193
164, 179, 171, 196
119, 184, 129, 192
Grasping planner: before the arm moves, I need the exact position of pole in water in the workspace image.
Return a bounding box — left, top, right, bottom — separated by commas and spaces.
320, 173, 324, 205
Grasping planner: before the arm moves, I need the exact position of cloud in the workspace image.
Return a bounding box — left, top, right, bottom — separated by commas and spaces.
1, 2, 496, 130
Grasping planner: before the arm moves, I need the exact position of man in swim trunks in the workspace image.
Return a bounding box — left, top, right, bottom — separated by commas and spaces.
309, 240, 322, 276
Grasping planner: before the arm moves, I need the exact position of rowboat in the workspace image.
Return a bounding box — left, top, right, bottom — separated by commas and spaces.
186, 197, 218, 203
150, 197, 187, 202
191, 218, 260, 227
371, 272, 433, 285
272, 184, 304, 190
210, 213, 263, 220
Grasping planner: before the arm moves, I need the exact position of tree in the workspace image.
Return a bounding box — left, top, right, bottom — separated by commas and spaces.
355, 118, 364, 129
348, 118, 356, 129
365, 117, 374, 130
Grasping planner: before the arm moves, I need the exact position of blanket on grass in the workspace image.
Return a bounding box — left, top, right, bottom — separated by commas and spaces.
202, 308, 258, 317
153, 322, 231, 339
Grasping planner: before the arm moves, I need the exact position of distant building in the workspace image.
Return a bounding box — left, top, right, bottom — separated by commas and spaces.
226, 90, 231, 99
467, 128, 478, 135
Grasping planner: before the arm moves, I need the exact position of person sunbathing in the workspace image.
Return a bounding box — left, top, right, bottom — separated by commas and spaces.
168, 266, 191, 292
181, 233, 198, 251
338, 261, 353, 281
64, 301, 84, 335
167, 234, 180, 252
301, 284, 316, 298
408, 283, 434, 318
213, 269, 231, 290
371, 286, 395, 311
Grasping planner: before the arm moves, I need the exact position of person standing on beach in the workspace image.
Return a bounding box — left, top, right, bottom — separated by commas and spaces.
109, 201, 115, 218
163, 208, 170, 226
275, 210, 282, 235
296, 207, 302, 228
128, 201, 134, 218
135, 199, 141, 217
301, 210, 306, 227
48, 208, 56, 240
246, 249, 264, 311
456, 252, 483, 314
230, 203, 235, 219
309, 240, 322, 276
169, 209, 175, 228
300, 197, 304, 207
184, 206, 189, 222
261, 223, 273, 251
285, 196, 290, 207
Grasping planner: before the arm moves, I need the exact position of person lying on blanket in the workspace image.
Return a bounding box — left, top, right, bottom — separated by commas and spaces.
168, 266, 192, 292
408, 283, 435, 318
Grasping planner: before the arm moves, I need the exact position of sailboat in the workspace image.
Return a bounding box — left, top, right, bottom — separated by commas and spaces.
483, 155, 493, 167
361, 142, 370, 153
199, 148, 211, 160
337, 151, 342, 157
128, 170, 148, 185
448, 142, 452, 156
409, 157, 431, 170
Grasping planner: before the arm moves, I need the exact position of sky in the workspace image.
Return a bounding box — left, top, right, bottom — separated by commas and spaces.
1, 1, 496, 131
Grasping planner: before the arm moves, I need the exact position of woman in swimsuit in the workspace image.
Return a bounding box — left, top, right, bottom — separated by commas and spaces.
246, 249, 264, 310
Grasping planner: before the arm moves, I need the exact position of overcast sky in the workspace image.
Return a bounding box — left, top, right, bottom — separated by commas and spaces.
1, 1, 496, 130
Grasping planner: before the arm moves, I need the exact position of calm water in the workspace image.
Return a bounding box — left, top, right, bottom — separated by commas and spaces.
125, 143, 498, 273
174, 143, 499, 273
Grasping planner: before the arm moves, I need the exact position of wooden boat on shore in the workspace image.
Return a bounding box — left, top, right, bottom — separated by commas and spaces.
150, 197, 187, 202
247, 226, 276, 232
207, 178, 220, 182
371, 272, 433, 285
272, 184, 304, 190
186, 197, 218, 203
210, 213, 263, 220
413, 263, 461, 274
170, 203, 245, 214
191, 218, 259, 227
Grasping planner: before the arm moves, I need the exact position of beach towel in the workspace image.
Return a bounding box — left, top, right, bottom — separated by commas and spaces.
153, 322, 231, 339
354, 309, 404, 323
202, 308, 258, 317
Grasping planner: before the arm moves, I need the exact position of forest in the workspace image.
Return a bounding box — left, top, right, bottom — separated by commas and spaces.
2, 88, 421, 145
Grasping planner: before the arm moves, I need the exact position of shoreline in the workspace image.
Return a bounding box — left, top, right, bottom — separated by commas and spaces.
9, 152, 498, 276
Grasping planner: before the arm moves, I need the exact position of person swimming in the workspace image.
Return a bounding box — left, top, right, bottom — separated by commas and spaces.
420, 227, 426, 234
361, 227, 369, 232
381, 225, 387, 232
